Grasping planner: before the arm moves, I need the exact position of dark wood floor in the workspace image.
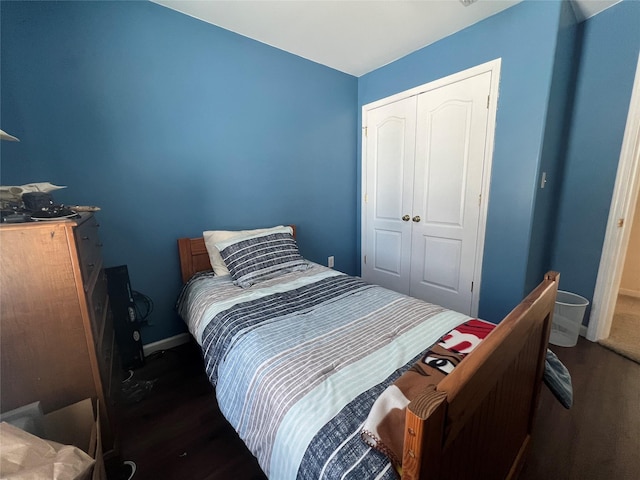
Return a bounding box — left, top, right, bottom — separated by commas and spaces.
108, 337, 639, 480
107, 342, 266, 480
520, 338, 640, 480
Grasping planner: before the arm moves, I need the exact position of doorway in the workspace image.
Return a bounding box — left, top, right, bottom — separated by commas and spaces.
599, 193, 640, 362
587, 52, 640, 347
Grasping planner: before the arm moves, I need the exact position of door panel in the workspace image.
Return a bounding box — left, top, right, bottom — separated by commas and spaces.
421, 236, 462, 291
375, 119, 406, 220
411, 72, 491, 314
424, 102, 469, 226
363, 96, 416, 293
373, 229, 404, 274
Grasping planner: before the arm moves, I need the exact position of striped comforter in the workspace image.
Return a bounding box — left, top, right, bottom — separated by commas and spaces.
178, 263, 473, 480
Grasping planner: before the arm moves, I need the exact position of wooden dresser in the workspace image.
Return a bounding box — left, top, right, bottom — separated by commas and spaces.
0, 213, 119, 455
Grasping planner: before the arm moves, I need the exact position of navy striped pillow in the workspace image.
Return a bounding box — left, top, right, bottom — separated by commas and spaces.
216, 230, 309, 288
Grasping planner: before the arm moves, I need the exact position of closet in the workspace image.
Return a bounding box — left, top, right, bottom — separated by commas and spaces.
361, 63, 499, 316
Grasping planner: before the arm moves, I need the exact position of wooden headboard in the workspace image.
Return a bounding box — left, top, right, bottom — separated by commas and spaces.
177, 225, 297, 283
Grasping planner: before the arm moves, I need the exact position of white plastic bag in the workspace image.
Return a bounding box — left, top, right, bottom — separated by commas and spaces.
0, 422, 94, 480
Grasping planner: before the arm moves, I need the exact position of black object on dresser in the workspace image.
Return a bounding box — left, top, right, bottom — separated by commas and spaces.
105, 265, 145, 371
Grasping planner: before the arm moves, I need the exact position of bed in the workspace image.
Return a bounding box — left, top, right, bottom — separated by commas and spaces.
177, 226, 560, 480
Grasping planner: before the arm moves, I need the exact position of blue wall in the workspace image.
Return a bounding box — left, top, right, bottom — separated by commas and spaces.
2, 0, 638, 343
358, 0, 563, 322
526, 0, 582, 294
551, 0, 640, 322
0, 1, 358, 343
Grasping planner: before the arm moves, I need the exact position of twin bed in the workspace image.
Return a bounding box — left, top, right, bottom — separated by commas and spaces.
176, 226, 560, 480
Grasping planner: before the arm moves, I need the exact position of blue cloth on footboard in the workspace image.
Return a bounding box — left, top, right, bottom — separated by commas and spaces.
544, 349, 573, 408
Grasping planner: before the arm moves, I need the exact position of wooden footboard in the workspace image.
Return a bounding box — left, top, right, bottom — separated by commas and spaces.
402, 272, 559, 480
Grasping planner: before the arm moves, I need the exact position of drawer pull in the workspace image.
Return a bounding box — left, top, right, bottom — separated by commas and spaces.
96, 242, 104, 247
82, 236, 90, 241
88, 263, 95, 269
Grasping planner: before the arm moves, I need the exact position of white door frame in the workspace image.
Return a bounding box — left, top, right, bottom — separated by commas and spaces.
587, 51, 640, 342
361, 58, 501, 317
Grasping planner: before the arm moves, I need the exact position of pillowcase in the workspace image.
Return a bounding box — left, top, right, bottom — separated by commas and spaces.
203, 226, 278, 276
214, 226, 309, 288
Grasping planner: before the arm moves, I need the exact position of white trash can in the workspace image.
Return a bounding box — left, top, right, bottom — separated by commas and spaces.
549, 290, 589, 347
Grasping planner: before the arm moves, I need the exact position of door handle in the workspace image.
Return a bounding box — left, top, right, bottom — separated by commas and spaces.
402, 215, 410, 221
412, 216, 421, 223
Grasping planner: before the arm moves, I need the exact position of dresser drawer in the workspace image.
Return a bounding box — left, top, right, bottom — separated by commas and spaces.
75, 216, 103, 285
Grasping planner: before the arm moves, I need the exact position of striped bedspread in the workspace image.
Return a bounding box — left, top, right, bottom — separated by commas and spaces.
178, 263, 473, 479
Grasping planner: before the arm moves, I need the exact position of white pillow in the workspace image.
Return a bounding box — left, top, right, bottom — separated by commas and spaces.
203, 225, 291, 275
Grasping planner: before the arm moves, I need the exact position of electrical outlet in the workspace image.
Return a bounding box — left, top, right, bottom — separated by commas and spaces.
328, 256, 335, 268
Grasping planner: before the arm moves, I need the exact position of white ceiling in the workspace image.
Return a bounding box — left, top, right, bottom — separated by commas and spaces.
151, 0, 620, 77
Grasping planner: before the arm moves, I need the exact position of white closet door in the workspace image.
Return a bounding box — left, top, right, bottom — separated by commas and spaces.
410, 72, 491, 314
362, 96, 417, 293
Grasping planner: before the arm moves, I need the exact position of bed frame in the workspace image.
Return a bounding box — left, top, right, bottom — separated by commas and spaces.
177, 234, 558, 480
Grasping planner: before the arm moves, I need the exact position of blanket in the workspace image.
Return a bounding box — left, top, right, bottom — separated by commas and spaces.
177, 264, 573, 479
178, 266, 472, 479
361, 319, 496, 468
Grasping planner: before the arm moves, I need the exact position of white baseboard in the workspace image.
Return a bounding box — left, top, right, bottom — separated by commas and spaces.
580, 324, 588, 339
143, 332, 191, 357
619, 288, 640, 298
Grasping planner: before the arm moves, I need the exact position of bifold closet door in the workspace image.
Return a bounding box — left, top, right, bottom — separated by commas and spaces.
362, 96, 417, 294
363, 71, 492, 314
410, 72, 491, 314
